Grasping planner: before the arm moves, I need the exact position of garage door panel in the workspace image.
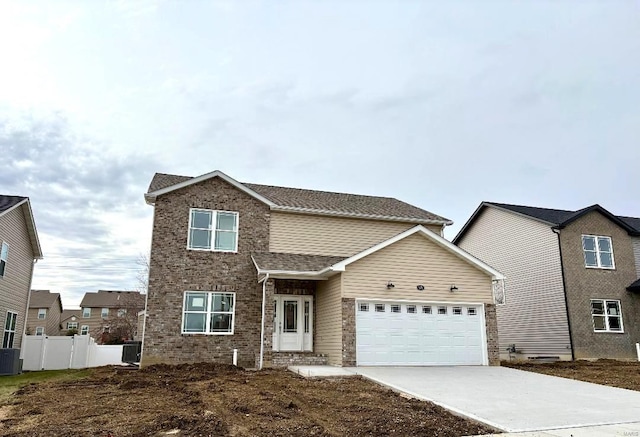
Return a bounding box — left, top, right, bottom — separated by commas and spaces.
356, 302, 485, 366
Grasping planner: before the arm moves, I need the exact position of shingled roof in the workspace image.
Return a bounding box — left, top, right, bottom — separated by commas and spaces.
80, 290, 145, 308
454, 202, 640, 243
29, 290, 62, 310
0, 195, 27, 214
146, 171, 451, 224
252, 252, 346, 273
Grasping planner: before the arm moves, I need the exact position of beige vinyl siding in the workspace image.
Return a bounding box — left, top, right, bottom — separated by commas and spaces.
0, 206, 35, 350
457, 207, 571, 358
315, 274, 343, 365
27, 302, 62, 336
269, 212, 443, 257
342, 233, 493, 302
632, 237, 640, 278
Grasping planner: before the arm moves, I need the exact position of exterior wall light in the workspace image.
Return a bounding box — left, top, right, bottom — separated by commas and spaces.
387, 281, 395, 289
450, 285, 458, 292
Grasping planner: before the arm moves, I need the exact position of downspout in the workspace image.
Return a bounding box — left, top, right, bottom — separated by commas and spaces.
552, 227, 575, 360
20, 259, 38, 357
258, 273, 269, 370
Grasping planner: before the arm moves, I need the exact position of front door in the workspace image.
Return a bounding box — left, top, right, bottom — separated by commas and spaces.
273, 295, 313, 352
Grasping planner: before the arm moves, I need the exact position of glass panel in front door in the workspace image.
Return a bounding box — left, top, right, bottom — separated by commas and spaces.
283, 300, 298, 333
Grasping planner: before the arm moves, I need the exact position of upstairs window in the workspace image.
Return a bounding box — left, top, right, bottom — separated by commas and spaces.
582, 235, 614, 269
0, 242, 8, 277
117, 309, 127, 317
82, 308, 91, 318
188, 209, 238, 252
101, 308, 109, 318
591, 299, 623, 332
38, 308, 47, 319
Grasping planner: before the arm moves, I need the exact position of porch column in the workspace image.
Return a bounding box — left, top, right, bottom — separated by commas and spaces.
262, 278, 276, 367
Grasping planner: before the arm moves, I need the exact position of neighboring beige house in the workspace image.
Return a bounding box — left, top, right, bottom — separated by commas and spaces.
454, 202, 640, 361
142, 170, 505, 368
60, 309, 82, 335
26, 290, 63, 336
0, 195, 43, 351
79, 290, 145, 340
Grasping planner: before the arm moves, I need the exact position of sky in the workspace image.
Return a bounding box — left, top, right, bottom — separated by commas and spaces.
1, 1, 639, 308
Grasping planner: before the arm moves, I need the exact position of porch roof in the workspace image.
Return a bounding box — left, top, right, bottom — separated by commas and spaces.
627, 278, 640, 293
252, 252, 346, 279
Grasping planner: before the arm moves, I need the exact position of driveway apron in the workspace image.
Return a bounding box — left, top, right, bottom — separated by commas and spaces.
348, 366, 640, 432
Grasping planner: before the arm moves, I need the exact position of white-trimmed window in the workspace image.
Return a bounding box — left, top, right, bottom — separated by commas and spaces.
3, 311, 17, 347
452, 307, 462, 315
582, 235, 615, 269
82, 308, 91, 318
37, 308, 47, 319
407, 305, 416, 314
35, 327, 44, 336
422, 305, 432, 314
188, 209, 238, 252
101, 308, 109, 318
117, 308, 127, 317
375, 304, 385, 313
359, 303, 369, 312
80, 325, 89, 335
591, 299, 623, 332
0, 242, 8, 277
67, 322, 78, 330
182, 291, 235, 335
437, 306, 447, 315
390, 304, 401, 313
467, 307, 477, 316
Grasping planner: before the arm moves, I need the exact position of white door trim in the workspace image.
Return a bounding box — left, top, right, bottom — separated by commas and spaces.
273, 295, 313, 352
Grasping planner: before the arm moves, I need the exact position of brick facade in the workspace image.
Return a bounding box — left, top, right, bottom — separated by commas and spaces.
484, 304, 500, 365
559, 211, 640, 359
142, 177, 270, 368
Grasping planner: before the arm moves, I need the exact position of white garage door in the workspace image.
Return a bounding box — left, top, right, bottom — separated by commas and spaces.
356, 301, 485, 366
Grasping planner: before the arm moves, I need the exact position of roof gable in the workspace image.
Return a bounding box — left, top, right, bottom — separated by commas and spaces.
80, 290, 145, 308
29, 290, 62, 311
146, 171, 451, 225
454, 202, 640, 244
0, 195, 43, 259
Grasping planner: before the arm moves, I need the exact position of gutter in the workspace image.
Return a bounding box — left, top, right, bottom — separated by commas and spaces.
258, 273, 269, 370
552, 227, 575, 361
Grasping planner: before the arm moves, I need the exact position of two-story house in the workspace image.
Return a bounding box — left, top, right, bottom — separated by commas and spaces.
141, 170, 505, 368
60, 309, 82, 335
79, 290, 145, 340
0, 195, 43, 351
26, 290, 62, 336
454, 202, 640, 361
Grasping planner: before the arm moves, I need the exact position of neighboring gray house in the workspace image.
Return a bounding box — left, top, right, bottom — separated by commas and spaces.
454, 202, 640, 361
0, 195, 43, 352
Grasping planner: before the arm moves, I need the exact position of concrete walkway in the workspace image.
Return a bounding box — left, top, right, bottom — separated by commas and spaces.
475, 421, 640, 436
347, 366, 640, 433
288, 365, 356, 378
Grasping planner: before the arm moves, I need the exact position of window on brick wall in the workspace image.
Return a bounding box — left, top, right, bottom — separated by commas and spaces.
182, 291, 235, 335
591, 299, 623, 333
188, 209, 238, 252
582, 235, 615, 269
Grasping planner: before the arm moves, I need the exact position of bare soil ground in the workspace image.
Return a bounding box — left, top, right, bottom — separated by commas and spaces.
503, 359, 640, 392
1, 363, 496, 437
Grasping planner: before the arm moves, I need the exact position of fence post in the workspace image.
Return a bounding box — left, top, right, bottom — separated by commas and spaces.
39, 336, 47, 370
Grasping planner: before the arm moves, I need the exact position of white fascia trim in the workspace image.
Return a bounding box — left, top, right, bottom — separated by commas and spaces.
272, 205, 453, 225
145, 170, 277, 207
0, 199, 43, 259
251, 255, 335, 279
331, 225, 505, 280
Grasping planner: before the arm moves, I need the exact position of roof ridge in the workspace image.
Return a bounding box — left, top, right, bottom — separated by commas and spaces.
488, 201, 575, 213
244, 182, 398, 201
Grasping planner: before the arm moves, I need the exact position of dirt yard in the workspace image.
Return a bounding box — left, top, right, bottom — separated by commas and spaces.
503, 359, 640, 392
1, 363, 496, 437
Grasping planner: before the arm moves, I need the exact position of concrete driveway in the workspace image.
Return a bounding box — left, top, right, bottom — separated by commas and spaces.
348, 366, 640, 433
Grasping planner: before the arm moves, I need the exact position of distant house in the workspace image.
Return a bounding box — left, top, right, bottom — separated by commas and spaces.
60, 309, 83, 335
79, 290, 145, 340
26, 290, 63, 336
0, 195, 43, 351
454, 202, 640, 361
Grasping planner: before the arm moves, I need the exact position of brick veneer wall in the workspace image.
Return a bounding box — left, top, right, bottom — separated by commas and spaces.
485, 304, 500, 366
559, 211, 640, 359
341, 298, 356, 366
142, 177, 270, 368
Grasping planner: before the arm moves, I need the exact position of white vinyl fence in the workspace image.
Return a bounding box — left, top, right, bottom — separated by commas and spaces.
22, 335, 124, 371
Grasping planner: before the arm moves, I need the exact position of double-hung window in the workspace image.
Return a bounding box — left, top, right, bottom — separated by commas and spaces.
3, 311, 17, 348
67, 322, 78, 330
38, 308, 47, 319
101, 308, 109, 318
582, 235, 615, 269
80, 325, 89, 335
82, 308, 91, 318
591, 299, 623, 332
0, 242, 8, 277
188, 209, 238, 252
182, 291, 235, 335
117, 309, 127, 317
35, 327, 44, 336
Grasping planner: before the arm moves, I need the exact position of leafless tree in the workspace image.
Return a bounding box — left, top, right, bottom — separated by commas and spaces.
93, 292, 145, 344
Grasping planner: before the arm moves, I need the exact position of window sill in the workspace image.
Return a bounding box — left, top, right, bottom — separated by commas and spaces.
593, 330, 625, 334
181, 332, 234, 336
187, 248, 238, 254
585, 266, 616, 270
